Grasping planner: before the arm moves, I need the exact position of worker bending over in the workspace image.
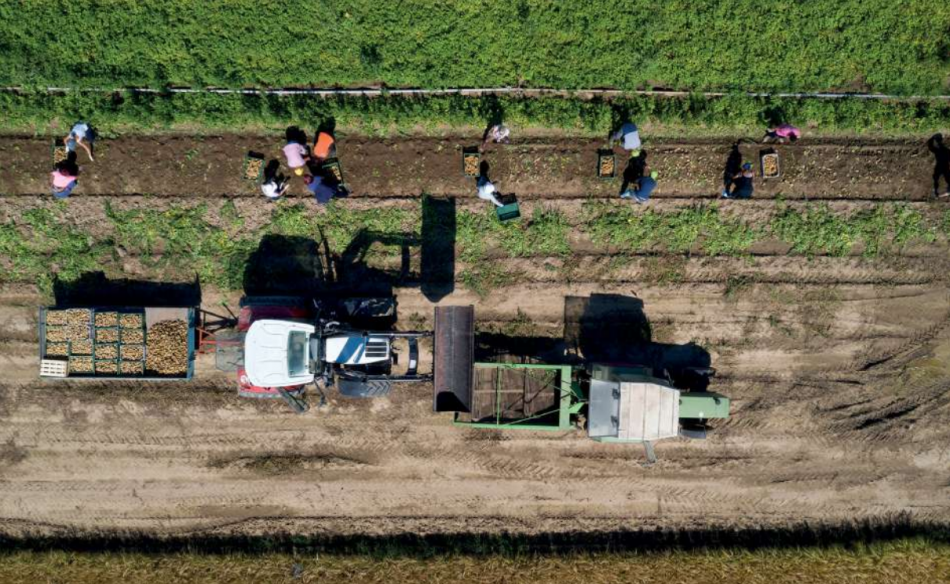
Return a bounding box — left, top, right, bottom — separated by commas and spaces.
609, 121, 641, 152
64, 122, 94, 162
763, 124, 801, 144
722, 163, 754, 199
621, 171, 659, 204
477, 175, 504, 207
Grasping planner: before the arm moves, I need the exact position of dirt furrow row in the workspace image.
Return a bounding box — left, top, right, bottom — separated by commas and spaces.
0, 136, 942, 200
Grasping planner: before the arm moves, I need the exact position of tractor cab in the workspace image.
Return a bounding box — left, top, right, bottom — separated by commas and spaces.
244, 319, 395, 388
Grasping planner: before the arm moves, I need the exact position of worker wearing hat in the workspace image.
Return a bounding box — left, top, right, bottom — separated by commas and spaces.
723, 162, 754, 199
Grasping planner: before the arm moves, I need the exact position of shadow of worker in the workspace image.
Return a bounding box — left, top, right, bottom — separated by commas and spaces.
928, 133, 950, 198
721, 142, 743, 197
564, 293, 713, 391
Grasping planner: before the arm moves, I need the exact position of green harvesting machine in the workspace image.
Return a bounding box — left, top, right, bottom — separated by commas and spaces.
432, 306, 730, 461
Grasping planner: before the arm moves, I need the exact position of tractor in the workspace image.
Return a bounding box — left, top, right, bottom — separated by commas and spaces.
211, 295, 430, 412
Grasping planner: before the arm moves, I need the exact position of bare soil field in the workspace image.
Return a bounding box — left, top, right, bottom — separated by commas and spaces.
0, 133, 948, 541
0, 135, 941, 201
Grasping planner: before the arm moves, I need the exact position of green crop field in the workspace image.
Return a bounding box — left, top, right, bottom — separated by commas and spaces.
1, 539, 948, 584
2, 1, 948, 94
3, 91, 950, 137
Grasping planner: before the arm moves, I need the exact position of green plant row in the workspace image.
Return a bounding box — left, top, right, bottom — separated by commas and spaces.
583, 202, 937, 257
3, 91, 950, 137
0, 201, 943, 296
2, 1, 949, 94
1, 537, 949, 584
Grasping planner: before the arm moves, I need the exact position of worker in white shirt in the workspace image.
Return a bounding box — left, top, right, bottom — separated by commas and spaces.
477, 175, 504, 207
609, 121, 642, 152
475, 161, 504, 207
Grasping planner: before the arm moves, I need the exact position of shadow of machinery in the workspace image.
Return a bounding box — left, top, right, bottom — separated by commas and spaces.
565, 294, 712, 391
475, 293, 712, 392
241, 234, 332, 297
52, 272, 202, 308
420, 195, 456, 302
241, 196, 456, 301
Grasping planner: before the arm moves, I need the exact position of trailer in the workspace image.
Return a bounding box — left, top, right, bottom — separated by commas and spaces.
432, 306, 730, 461
39, 306, 197, 380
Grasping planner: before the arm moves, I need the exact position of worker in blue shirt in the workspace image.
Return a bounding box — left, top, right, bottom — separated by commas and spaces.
621, 171, 659, 204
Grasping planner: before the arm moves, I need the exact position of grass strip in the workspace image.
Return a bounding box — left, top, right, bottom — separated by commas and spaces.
0, 538, 947, 584
0, 201, 942, 296
3, 92, 950, 137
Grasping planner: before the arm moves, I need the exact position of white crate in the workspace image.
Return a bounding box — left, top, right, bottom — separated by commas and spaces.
40, 359, 68, 378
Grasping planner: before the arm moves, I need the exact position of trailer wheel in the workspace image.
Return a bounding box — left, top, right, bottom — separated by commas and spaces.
337, 378, 392, 398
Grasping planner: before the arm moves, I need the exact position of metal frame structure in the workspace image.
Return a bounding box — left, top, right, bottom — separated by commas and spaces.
454, 363, 583, 431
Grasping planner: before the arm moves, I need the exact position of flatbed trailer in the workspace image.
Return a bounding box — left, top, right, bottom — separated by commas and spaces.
39, 306, 197, 380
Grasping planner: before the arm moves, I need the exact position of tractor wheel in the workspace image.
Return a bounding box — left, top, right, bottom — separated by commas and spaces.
337, 378, 393, 398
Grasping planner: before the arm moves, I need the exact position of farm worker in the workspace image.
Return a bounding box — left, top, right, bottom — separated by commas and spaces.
764, 124, 801, 144
481, 124, 511, 151
304, 174, 344, 205
50, 166, 78, 199
927, 133, 950, 198
261, 176, 289, 200
476, 175, 505, 207
283, 140, 309, 176
312, 131, 336, 161
620, 171, 658, 204
723, 163, 754, 199
63, 122, 94, 161
609, 121, 641, 152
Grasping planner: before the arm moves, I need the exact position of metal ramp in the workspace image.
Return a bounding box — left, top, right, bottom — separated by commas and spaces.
433, 306, 474, 412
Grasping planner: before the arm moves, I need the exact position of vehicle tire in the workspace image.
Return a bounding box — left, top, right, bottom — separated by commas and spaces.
337, 377, 392, 398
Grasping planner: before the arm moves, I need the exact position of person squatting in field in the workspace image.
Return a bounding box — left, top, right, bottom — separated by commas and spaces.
621, 170, 659, 204
261, 176, 289, 200
283, 126, 311, 177
481, 124, 510, 152
763, 124, 801, 144
305, 170, 347, 205
50, 157, 79, 198
723, 163, 754, 199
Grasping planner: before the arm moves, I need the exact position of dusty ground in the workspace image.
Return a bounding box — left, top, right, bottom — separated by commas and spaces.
0, 277, 948, 538
0, 133, 949, 539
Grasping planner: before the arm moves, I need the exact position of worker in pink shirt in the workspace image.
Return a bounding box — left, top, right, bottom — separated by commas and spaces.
764, 124, 801, 143
282, 141, 309, 176
282, 126, 310, 176
50, 166, 78, 198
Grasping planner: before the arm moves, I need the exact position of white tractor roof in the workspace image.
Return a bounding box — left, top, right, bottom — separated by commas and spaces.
617, 382, 680, 442
244, 320, 315, 387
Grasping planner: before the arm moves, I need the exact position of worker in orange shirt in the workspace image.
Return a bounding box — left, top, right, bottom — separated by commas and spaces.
312, 131, 336, 161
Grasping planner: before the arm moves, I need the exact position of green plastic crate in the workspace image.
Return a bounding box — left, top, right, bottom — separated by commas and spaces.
496, 202, 521, 222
